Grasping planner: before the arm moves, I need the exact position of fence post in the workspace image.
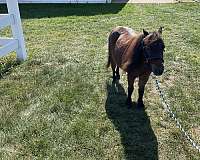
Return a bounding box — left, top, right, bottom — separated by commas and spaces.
6, 0, 27, 61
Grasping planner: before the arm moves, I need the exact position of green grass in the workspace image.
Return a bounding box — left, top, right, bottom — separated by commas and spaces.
0, 3, 200, 159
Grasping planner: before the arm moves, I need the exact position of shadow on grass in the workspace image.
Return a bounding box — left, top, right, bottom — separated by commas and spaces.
0, 4, 126, 18
105, 80, 158, 160
0, 60, 21, 79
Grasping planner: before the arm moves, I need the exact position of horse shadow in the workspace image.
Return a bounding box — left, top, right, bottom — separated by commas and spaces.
105, 80, 158, 160
0, 60, 21, 79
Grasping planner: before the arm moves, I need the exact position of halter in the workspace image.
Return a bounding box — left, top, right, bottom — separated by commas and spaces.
140, 39, 164, 64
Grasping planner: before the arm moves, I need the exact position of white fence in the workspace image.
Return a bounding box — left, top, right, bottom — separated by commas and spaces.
0, 0, 27, 61
0, 0, 111, 3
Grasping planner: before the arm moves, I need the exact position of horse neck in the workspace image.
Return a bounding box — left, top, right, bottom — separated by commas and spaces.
131, 34, 145, 65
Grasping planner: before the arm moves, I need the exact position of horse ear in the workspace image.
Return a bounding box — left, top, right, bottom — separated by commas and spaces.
143, 29, 149, 37
158, 27, 163, 34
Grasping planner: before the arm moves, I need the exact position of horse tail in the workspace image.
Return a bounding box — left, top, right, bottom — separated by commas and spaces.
106, 55, 111, 68
107, 31, 120, 68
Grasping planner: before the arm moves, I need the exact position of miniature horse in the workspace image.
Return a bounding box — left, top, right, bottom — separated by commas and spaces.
107, 26, 165, 108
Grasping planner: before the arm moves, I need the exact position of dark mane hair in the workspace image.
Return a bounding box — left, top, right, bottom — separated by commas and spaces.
127, 34, 145, 72
127, 31, 165, 72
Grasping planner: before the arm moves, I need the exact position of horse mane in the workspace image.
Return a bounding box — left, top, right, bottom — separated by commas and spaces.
122, 33, 145, 72
124, 31, 164, 72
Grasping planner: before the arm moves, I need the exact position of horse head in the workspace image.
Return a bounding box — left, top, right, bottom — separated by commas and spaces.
142, 27, 165, 76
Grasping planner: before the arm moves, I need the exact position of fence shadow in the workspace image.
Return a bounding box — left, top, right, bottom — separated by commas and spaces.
0, 4, 126, 18
105, 80, 158, 160
0, 60, 21, 79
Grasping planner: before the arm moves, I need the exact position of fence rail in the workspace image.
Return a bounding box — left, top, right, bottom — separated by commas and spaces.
0, 0, 27, 61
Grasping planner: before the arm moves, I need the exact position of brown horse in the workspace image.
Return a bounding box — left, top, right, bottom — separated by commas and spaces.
107, 26, 165, 108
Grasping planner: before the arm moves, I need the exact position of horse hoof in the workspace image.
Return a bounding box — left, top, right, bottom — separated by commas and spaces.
137, 101, 145, 108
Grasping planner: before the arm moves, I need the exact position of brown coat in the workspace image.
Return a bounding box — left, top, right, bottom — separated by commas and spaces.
107, 26, 165, 107
109, 26, 144, 73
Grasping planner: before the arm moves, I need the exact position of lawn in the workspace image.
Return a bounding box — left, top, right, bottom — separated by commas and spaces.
0, 3, 200, 159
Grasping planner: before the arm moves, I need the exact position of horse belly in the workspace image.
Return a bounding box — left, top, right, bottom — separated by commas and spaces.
113, 46, 125, 68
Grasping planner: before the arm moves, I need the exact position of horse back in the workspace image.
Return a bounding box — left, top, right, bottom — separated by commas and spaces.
109, 26, 141, 72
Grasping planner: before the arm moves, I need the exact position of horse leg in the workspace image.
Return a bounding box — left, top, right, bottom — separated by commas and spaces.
126, 73, 136, 107
116, 66, 120, 80
137, 73, 150, 108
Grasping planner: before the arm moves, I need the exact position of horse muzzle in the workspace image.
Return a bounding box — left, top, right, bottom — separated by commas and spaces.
151, 64, 164, 76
